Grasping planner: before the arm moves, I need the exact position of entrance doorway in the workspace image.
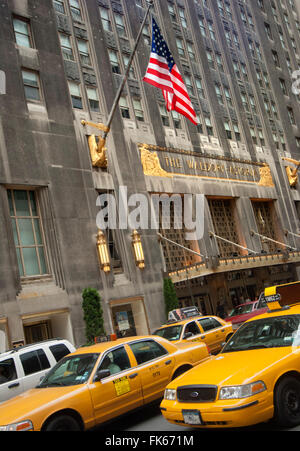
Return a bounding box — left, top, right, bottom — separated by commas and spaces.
24, 321, 52, 344
110, 297, 149, 337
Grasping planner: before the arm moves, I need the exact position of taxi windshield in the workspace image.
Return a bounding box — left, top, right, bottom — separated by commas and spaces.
154, 325, 183, 341
228, 304, 254, 317
38, 353, 99, 387
222, 315, 300, 352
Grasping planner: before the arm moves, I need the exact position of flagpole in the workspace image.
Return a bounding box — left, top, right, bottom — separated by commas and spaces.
82, 0, 154, 148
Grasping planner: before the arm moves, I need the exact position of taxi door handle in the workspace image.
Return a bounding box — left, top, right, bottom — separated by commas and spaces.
221, 329, 225, 332
165, 360, 172, 365
201, 336, 206, 339
8, 382, 20, 389
129, 373, 138, 379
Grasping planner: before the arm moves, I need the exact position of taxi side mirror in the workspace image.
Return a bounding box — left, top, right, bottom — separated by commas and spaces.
183, 332, 193, 340
94, 369, 111, 382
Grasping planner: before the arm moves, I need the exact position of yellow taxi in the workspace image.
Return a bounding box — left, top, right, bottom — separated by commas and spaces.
153, 308, 233, 354
0, 335, 209, 431
160, 282, 300, 429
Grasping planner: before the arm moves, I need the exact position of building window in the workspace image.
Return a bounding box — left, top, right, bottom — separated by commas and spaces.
176, 38, 185, 58
7, 189, 49, 278
53, 0, 65, 14
206, 49, 215, 68
119, 96, 130, 118
13, 17, 33, 48
184, 74, 194, 96
86, 87, 100, 112
205, 116, 213, 136
172, 110, 181, 129
168, 3, 176, 22
68, 81, 82, 109
69, 0, 82, 21
215, 83, 223, 104
195, 78, 205, 98
22, 70, 41, 102
142, 25, 151, 46
108, 49, 121, 74
77, 39, 91, 66
279, 78, 287, 96
224, 121, 232, 139
233, 123, 241, 141
272, 50, 280, 67
59, 33, 75, 61
159, 103, 170, 126
178, 7, 187, 28
264, 22, 272, 39
99, 7, 112, 31
133, 98, 144, 122
224, 86, 233, 107
114, 13, 126, 37
287, 107, 296, 125
187, 42, 195, 60
123, 54, 135, 78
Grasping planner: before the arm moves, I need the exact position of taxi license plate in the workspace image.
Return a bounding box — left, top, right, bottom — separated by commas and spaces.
182, 410, 202, 425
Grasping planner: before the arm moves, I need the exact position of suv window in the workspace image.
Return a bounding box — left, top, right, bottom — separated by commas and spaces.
198, 317, 222, 332
0, 358, 17, 384
129, 340, 168, 364
20, 349, 50, 376
49, 344, 71, 362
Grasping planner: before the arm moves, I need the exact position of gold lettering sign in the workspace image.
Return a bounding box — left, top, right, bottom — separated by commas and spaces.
138, 144, 274, 187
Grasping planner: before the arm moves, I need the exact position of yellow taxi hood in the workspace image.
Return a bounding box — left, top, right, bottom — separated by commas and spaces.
173, 348, 293, 387
0, 385, 85, 425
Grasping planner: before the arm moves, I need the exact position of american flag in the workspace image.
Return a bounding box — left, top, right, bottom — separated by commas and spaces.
143, 17, 197, 126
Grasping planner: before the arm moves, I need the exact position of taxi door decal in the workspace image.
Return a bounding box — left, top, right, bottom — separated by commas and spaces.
113, 376, 131, 396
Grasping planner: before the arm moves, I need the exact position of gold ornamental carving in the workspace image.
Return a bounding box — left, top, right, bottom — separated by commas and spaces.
258, 164, 275, 187
139, 145, 173, 178
87, 135, 107, 168
81, 120, 110, 169
281, 157, 300, 187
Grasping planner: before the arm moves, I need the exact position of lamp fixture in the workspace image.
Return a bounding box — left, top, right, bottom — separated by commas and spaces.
96, 230, 111, 272
132, 230, 145, 269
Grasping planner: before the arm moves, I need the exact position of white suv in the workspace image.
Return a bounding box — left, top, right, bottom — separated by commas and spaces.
0, 339, 75, 403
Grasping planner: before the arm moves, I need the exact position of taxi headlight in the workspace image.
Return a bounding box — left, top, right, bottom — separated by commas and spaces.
0, 420, 33, 431
219, 381, 266, 400
164, 389, 176, 400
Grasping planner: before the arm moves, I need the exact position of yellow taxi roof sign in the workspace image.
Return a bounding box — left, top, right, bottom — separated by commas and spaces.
264, 281, 300, 311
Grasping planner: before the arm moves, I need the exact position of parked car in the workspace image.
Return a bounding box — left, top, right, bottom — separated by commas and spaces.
224, 296, 268, 329
0, 339, 75, 403
0, 335, 209, 431
154, 313, 233, 354
160, 282, 300, 429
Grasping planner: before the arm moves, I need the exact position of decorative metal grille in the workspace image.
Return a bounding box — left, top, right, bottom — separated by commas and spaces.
252, 201, 277, 253
208, 199, 241, 258
159, 197, 197, 272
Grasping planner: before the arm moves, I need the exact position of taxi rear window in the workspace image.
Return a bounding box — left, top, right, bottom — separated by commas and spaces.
153, 325, 182, 341
130, 340, 168, 364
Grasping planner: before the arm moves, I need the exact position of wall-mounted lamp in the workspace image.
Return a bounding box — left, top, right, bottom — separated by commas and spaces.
132, 230, 145, 269
96, 230, 110, 272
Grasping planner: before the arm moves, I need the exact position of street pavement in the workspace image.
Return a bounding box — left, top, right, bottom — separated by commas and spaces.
94, 401, 300, 432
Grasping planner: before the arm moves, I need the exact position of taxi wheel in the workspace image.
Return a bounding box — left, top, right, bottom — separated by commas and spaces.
274, 377, 300, 428
44, 414, 82, 431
